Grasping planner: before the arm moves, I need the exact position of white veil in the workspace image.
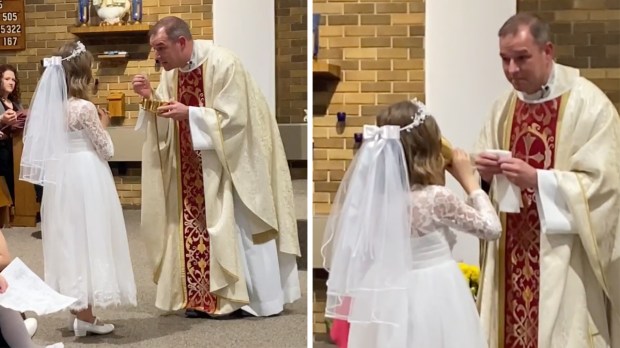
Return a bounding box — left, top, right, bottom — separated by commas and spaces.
321, 124, 412, 326
20, 42, 86, 186
321, 99, 431, 327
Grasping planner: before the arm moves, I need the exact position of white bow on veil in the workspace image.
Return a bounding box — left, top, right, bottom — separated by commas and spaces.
362, 124, 401, 140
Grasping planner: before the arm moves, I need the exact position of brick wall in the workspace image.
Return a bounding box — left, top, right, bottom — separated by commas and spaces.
519, 0, 620, 111
276, 0, 307, 124
312, 270, 329, 341
110, 163, 142, 208
312, 0, 426, 215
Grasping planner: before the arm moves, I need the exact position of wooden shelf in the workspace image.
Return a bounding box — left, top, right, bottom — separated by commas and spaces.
69, 24, 151, 36
98, 53, 129, 59
313, 60, 341, 80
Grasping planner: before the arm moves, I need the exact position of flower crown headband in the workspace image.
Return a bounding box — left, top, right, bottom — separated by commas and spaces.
42, 41, 86, 67
362, 98, 431, 141
400, 98, 429, 132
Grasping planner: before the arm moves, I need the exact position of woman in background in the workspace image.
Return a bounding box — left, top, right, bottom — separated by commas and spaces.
0, 64, 43, 226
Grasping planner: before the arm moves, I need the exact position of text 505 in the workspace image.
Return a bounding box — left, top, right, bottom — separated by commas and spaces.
2, 12, 17, 21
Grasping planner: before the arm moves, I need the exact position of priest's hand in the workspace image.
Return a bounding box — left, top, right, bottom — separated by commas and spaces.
156, 101, 189, 121
132, 74, 152, 98
498, 157, 537, 189
474, 153, 502, 183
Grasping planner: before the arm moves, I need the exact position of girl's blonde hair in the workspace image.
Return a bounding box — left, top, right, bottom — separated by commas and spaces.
58, 41, 93, 100
376, 100, 445, 187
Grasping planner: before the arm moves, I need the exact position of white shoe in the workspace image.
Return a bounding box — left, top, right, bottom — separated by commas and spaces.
46, 343, 64, 348
24, 317, 38, 338
73, 317, 114, 337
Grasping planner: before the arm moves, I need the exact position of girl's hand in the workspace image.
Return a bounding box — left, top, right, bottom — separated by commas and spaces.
447, 148, 479, 194
97, 107, 110, 128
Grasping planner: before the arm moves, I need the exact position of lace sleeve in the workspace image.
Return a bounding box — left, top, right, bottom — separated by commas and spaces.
433, 187, 502, 240
76, 101, 114, 160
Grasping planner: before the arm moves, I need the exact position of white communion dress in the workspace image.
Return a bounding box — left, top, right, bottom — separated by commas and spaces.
41, 98, 137, 311
348, 185, 501, 348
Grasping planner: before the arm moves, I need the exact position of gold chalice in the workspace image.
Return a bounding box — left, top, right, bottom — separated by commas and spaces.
140, 97, 169, 114
441, 136, 453, 166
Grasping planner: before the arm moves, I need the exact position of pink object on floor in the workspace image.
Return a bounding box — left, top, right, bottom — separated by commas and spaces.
329, 296, 351, 348
330, 318, 350, 348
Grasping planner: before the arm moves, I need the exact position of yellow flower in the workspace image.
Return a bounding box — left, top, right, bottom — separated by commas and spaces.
458, 263, 480, 285
470, 266, 480, 284
458, 262, 472, 282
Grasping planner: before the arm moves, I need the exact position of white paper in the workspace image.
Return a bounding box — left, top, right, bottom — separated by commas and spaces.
486, 149, 522, 213
535, 170, 573, 234
0, 258, 77, 315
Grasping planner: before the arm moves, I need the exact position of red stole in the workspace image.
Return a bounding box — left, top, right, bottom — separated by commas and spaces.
177, 67, 218, 313
500, 96, 562, 348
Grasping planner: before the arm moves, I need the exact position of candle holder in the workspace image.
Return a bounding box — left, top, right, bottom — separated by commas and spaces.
336, 112, 346, 123
78, 0, 90, 26
131, 0, 142, 23
313, 14, 321, 59
354, 133, 363, 144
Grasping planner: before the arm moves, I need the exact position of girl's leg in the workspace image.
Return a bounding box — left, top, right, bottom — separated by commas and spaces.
0, 306, 38, 348
71, 306, 95, 323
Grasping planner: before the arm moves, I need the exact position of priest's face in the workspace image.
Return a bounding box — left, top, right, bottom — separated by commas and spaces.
499, 26, 554, 94
150, 28, 189, 71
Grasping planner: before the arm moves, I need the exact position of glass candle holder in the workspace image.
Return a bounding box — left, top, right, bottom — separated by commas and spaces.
354, 133, 363, 144
131, 0, 143, 23
337, 112, 346, 123
78, 0, 89, 26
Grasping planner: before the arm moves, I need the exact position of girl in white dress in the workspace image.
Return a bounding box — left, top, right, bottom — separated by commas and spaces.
20, 41, 137, 337
321, 99, 502, 348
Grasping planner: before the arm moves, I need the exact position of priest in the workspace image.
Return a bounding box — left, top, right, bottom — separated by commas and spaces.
474, 13, 620, 348
131, 16, 301, 318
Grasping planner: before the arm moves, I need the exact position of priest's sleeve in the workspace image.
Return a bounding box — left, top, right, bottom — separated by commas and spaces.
549, 99, 620, 316
186, 59, 247, 161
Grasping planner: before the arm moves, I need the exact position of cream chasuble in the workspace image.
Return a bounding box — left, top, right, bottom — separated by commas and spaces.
475, 63, 620, 348
136, 40, 301, 315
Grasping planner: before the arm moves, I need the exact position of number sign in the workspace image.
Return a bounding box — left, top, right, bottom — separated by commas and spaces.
0, 0, 25, 51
